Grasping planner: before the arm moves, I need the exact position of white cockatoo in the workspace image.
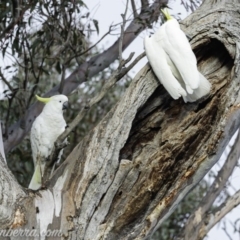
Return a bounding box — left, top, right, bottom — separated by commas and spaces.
144, 8, 211, 102
28, 94, 68, 190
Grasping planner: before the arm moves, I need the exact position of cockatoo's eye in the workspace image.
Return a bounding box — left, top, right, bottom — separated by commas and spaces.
59, 101, 62, 103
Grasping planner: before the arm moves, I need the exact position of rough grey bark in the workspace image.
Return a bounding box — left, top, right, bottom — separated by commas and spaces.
1, 0, 240, 239
179, 130, 240, 240
0, 152, 25, 229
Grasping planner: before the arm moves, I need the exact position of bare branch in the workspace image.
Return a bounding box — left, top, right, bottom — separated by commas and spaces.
57, 51, 142, 144
180, 129, 240, 240
117, 51, 145, 79
141, 0, 149, 9
197, 190, 240, 239
222, 221, 233, 240
64, 26, 114, 65
58, 64, 66, 94
131, 0, 137, 18
119, 0, 130, 65
202, 131, 240, 208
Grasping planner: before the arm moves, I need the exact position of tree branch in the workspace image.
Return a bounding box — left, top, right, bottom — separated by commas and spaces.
57, 52, 145, 144
131, 0, 138, 18
4, 0, 168, 154
64, 26, 114, 65
44, 51, 145, 180
141, 0, 149, 9
58, 64, 66, 94
119, 0, 130, 65
180, 129, 240, 240
202, 130, 240, 211
196, 190, 240, 240
222, 221, 233, 240
0, 68, 14, 92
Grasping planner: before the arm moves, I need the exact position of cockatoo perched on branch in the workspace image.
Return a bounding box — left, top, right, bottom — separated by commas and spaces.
144, 8, 211, 102
28, 94, 68, 190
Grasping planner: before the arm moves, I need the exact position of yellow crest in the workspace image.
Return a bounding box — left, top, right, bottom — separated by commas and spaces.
35, 95, 51, 104
161, 8, 173, 21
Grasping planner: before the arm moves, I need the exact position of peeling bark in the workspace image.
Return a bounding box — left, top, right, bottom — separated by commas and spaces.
2, 1, 240, 239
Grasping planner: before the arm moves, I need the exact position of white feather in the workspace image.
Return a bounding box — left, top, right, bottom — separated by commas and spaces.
144, 36, 187, 99
162, 19, 200, 93
144, 14, 211, 102
183, 73, 211, 103
164, 52, 211, 103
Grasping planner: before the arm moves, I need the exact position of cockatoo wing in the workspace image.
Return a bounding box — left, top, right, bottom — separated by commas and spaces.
163, 50, 211, 102
183, 72, 211, 102
29, 115, 52, 190
31, 116, 54, 160
144, 36, 187, 99
29, 117, 44, 190
162, 19, 200, 94
30, 118, 42, 164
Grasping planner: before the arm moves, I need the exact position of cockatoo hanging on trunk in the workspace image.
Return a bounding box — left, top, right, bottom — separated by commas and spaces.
144, 8, 211, 102
28, 94, 68, 190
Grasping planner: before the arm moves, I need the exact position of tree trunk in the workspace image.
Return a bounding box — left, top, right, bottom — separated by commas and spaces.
2, 0, 240, 239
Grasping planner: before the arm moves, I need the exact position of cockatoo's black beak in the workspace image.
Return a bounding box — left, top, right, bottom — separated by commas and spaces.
62, 101, 69, 110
